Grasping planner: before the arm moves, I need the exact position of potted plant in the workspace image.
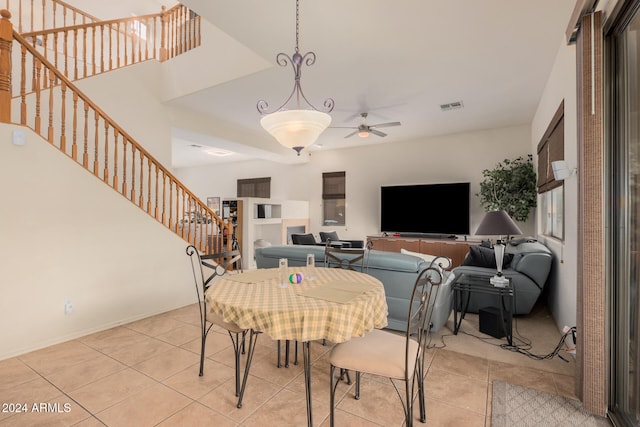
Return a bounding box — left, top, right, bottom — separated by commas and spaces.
477, 155, 537, 222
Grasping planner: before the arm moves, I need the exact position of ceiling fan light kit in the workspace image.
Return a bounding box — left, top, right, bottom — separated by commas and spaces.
256, 0, 334, 155
338, 112, 401, 139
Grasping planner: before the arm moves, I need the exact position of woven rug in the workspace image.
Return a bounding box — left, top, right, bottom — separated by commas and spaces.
491, 381, 610, 426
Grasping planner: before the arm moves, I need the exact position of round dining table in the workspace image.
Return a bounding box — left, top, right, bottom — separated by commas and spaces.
205, 266, 388, 426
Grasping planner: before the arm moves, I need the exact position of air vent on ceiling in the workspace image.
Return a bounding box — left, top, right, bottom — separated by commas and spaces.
440, 101, 464, 111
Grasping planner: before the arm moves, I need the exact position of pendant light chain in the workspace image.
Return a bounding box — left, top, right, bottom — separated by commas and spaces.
256, 0, 334, 155
295, 0, 300, 54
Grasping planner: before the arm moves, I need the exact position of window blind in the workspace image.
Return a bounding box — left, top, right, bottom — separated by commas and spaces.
237, 177, 271, 198
537, 101, 565, 193
322, 172, 345, 199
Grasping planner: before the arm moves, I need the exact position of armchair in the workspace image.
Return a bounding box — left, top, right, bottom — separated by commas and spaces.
319, 231, 364, 249
291, 233, 322, 245
291, 233, 350, 248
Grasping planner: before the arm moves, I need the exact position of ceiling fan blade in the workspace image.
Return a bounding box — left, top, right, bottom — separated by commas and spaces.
370, 129, 387, 137
329, 126, 358, 129
344, 130, 359, 138
370, 121, 401, 128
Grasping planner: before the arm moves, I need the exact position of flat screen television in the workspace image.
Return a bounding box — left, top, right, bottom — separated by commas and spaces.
380, 182, 470, 236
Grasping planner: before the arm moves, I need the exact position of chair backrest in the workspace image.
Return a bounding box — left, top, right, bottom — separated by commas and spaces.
404, 262, 442, 384
186, 245, 243, 302
319, 231, 339, 243
291, 233, 317, 245
324, 242, 370, 273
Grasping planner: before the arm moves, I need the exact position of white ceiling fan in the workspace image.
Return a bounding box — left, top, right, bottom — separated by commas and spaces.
334, 112, 401, 138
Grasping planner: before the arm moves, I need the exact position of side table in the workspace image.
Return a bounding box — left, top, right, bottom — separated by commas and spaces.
453, 273, 514, 345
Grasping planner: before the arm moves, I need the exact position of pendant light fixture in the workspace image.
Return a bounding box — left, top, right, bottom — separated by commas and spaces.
256, 0, 334, 155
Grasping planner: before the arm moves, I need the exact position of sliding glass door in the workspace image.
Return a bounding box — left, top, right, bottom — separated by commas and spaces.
609, 1, 640, 425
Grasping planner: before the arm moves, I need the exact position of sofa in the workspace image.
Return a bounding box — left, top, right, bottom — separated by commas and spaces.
451, 239, 553, 315
254, 245, 455, 333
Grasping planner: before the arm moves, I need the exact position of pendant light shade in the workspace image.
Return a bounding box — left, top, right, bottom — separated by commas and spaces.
260, 109, 332, 155
257, 0, 334, 155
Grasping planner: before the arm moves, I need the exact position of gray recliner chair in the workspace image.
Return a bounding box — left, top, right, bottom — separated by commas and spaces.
452, 240, 553, 315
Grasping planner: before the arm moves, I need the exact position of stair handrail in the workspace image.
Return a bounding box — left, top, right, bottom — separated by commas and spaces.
0, 9, 231, 254
18, 3, 200, 82
4, 0, 100, 33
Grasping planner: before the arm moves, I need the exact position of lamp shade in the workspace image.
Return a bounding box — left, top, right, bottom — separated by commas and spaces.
260, 109, 332, 154
475, 210, 522, 236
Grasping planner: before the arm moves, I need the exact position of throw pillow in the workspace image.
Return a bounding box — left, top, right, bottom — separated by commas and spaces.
461, 246, 513, 269
400, 248, 452, 271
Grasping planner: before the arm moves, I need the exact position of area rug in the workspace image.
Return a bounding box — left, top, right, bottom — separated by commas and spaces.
491, 381, 610, 426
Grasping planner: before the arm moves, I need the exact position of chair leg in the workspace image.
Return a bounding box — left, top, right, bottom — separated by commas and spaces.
405, 380, 414, 427
417, 366, 426, 423
355, 371, 361, 400
237, 330, 260, 409
277, 340, 298, 368
228, 331, 244, 397
285, 340, 290, 368
329, 365, 338, 427
198, 332, 207, 377
338, 368, 352, 385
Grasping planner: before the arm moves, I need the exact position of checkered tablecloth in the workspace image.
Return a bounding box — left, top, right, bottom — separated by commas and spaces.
205, 267, 388, 343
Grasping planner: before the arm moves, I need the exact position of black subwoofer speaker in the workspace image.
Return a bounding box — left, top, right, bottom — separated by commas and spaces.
479, 306, 505, 339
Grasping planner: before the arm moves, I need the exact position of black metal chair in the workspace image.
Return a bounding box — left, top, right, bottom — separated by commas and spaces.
185, 245, 259, 409
291, 233, 322, 245
319, 231, 365, 249
323, 239, 371, 272
292, 233, 350, 248
321, 240, 372, 354
328, 264, 442, 426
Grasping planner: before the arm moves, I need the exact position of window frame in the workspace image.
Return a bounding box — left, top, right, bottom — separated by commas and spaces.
537, 101, 566, 241
322, 171, 346, 226
237, 177, 271, 198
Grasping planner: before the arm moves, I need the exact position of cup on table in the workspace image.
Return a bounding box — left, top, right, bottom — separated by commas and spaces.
306, 253, 315, 281
278, 258, 289, 288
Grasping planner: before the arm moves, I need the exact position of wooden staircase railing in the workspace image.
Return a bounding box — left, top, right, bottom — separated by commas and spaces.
15, 3, 200, 82
0, 9, 231, 254
3, 0, 99, 34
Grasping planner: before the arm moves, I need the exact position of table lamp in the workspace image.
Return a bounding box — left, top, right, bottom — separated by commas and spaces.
475, 210, 522, 287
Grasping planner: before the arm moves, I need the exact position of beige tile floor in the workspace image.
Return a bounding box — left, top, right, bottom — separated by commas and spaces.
0, 303, 576, 426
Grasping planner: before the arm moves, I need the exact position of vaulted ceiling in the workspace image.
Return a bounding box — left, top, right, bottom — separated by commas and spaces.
74, 1, 579, 167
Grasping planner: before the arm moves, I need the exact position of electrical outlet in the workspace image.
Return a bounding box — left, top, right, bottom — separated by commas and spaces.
64, 299, 73, 314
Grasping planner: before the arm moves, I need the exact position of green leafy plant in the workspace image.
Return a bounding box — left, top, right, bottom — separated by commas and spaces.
477, 155, 537, 222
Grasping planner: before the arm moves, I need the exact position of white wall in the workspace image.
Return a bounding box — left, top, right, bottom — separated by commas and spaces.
74, 61, 174, 168
175, 124, 536, 242
531, 37, 578, 330
0, 124, 194, 360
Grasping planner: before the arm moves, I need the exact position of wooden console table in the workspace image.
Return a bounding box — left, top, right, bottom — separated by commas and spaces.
366, 235, 479, 268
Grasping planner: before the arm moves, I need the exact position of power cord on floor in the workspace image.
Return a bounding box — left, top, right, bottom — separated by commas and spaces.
428, 318, 577, 363
500, 324, 576, 362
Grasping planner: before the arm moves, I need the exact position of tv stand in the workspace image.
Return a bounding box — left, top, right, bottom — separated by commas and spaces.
367, 235, 479, 268
397, 233, 453, 239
